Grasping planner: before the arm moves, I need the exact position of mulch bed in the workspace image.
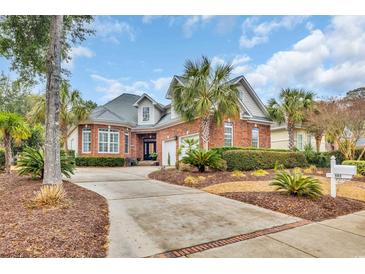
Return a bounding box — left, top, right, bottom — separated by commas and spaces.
0, 173, 109, 258
221, 191, 365, 221
148, 169, 274, 189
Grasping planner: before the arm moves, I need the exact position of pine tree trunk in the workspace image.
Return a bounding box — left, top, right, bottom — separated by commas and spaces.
43, 15, 63, 185
4, 131, 12, 174
287, 121, 295, 150
200, 116, 211, 150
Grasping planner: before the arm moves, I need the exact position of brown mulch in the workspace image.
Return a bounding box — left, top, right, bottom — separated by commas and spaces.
0, 173, 109, 258
148, 169, 275, 189
221, 191, 365, 221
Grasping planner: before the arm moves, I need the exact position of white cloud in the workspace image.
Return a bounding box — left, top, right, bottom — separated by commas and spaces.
142, 16, 161, 24
91, 74, 148, 102
63, 46, 95, 70
240, 16, 307, 48
93, 16, 136, 44
244, 16, 365, 100
182, 16, 215, 38
151, 77, 172, 91
211, 54, 251, 76
211, 56, 225, 67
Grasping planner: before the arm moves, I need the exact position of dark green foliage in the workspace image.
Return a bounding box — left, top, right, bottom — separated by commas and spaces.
305, 149, 365, 168
342, 160, 365, 175
222, 150, 307, 171
75, 157, 125, 167
182, 149, 226, 172
17, 147, 75, 179
0, 149, 4, 170
211, 146, 290, 157
270, 171, 323, 199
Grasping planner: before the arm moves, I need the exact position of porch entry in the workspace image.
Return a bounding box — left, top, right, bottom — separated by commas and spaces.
143, 139, 156, 160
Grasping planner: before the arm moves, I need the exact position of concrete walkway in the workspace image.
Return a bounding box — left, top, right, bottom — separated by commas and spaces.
70, 167, 365, 258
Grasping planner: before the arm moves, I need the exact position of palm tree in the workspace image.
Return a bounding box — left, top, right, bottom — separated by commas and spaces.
29, 80, 96, 152
172, 56, 241, 150
268, 88, 315, 150
0, 112, 30, 173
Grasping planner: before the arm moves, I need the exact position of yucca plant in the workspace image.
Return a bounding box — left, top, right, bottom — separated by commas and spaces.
270, 171, 323, 199
17, 147, 75, 179
28, 184, 68, 208
182, 148, 226, 172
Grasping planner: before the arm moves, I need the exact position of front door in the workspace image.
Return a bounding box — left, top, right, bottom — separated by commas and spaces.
143, 140, 156, 160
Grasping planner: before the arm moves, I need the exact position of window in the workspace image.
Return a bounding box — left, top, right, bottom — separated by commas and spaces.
307, 134, 312, 146
124, 132, 129, 154
98, 128, 119, 153
82, 128, 91, 153
297, 134, 303, 150
224, 122, 233, 147
142, 107, 150, 121
252, 128, 259, 148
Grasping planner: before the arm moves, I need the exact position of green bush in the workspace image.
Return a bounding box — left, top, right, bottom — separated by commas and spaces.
17, 147, 75, 179
182, 148, 226, 172
342, 160, 365, 176
0, 148, 4, 171
305, 149, 365, 168
211, 146, 290, 157
75, 156, 125, 167
270, 171, 323, 199
222, 150, 307, 171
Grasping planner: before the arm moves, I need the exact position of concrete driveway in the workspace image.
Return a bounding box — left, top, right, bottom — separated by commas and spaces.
71, 167, 365, 258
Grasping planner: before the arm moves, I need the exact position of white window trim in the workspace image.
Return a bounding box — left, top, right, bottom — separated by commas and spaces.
224, 122, 234, 147
252, 127, 260, 148
142, 107, 150, 121
124, 132, 129, 154
178, 133, 199, 160
82, 128, 91, 153
297, 133, 304, 150
98, 128, 120, 154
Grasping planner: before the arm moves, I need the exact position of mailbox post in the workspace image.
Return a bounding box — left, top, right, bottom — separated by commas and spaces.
330, 156, 336, 198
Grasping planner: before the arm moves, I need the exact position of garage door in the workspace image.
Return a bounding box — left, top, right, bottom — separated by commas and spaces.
179, 134, 199, 160
162, 139, 176, 166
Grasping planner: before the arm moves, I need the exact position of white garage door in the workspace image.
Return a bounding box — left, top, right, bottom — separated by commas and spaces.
162, 139, 176, 166
179, 134, 199, 160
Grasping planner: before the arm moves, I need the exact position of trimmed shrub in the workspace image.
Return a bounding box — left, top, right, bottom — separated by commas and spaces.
211, 146, 290, 157
251, 169, 269, 177
75, 156, 125, 167
342, 160, 365, 176
0, 148, 4, 171
306, 149, 365, 168
222, 150, 307, 171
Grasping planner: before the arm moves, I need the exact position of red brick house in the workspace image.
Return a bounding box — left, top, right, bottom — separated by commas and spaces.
67, 75, 272, 166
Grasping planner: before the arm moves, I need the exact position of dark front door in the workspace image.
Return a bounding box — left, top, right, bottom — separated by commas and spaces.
143, 140, 156, 160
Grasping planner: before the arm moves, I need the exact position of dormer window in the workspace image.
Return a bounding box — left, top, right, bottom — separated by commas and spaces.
143, 107, 150, 121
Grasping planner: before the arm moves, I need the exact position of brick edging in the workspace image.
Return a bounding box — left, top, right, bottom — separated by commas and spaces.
147, 219, 311, 258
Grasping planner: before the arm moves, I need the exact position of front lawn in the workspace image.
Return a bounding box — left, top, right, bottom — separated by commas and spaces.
0, 173, 109, 257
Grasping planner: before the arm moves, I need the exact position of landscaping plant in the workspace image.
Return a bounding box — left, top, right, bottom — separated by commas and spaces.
231, 170, 246, 177
75, 156, 124, 167
182, 148, 226, 172
28, 184, 68, 209
251, 169, 269, 177
183, 175, 204, 186
270, 171, 323, 199
17, 147, 75, 179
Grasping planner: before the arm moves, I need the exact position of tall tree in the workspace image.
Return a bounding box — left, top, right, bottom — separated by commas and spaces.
0, 112, 30, 174
267, 88, 315, 150
304, 101, 327, 152
29, 80, 96, 151
0, 15, 94, 184
172, 56, 241, 150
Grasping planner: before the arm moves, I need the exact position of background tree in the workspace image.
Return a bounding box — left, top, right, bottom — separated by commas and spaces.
0, 112, 30, 173
0, 15, 94, 184
303, 101, 327, 152
172, 56, 241, 150
267, 88, 315, 150
29, 80, 96, 151
346, 87, 365, 99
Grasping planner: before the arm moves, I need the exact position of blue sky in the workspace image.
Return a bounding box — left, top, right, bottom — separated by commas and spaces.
1, 15, 365, 106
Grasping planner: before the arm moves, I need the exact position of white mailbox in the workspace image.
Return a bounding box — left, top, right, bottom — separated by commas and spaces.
326, 156, 357, 197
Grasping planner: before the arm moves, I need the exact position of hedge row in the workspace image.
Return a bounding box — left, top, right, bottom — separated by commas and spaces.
306, 149, 365, 168
211, 146, 290, 157
342, 160, 365, 175
0, 149, 4, 171
222, 150, 307, 171
75, 157, 125, 167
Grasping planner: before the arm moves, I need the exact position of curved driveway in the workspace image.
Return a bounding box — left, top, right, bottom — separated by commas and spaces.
70, 167, 365, 258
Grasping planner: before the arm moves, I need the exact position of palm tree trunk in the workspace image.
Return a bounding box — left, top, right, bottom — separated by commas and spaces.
200, 116, 211, 150
315, 134, 322, 152
62, 125, 68, 153
287, 121, 295, 150
3, 131, 12, 174
43, 15, 63, 185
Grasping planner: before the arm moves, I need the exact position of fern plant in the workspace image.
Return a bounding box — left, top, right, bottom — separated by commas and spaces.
17, 147, 75, 179
270, 171, 323, 199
